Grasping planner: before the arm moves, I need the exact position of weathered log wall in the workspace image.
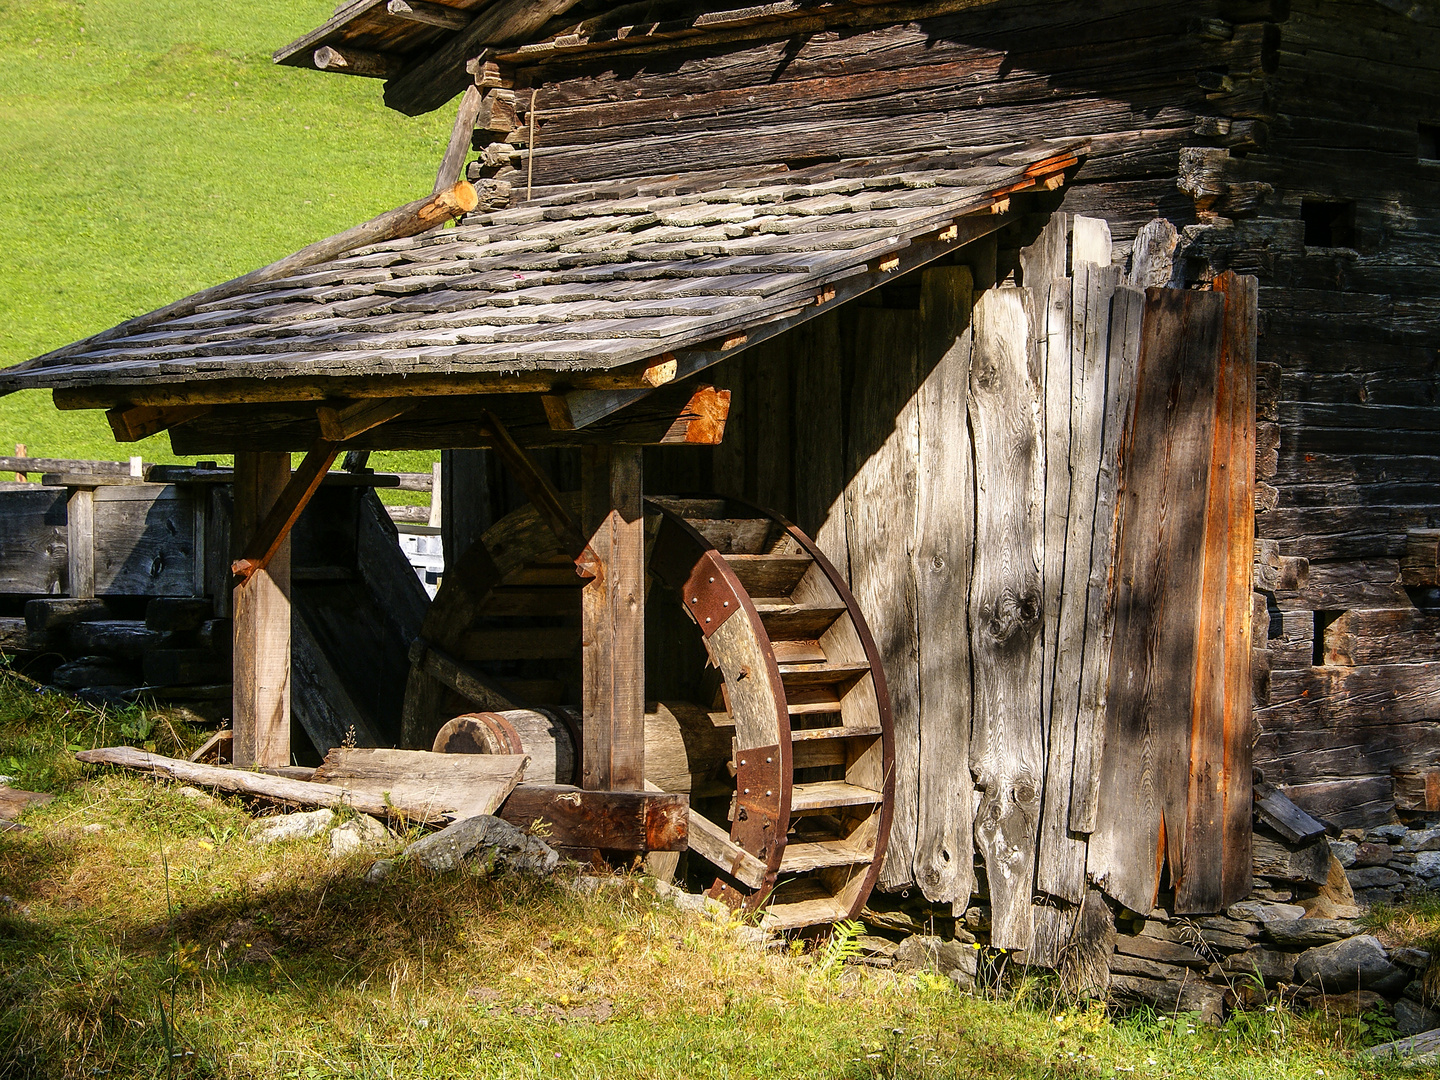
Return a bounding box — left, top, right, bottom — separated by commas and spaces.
1194, 0, 1440, 827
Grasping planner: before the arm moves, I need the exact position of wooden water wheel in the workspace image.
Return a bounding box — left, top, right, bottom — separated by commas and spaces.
403, 495, 894, 930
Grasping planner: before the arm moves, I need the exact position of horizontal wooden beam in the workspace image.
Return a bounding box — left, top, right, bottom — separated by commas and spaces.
106, 403, 211, 442
167, 383, 733, 454
497, 784, 688, 851
51, 357, 694, 412
542, 383, 730, 437
314, 45, 401, 78
386, 0, 467, 29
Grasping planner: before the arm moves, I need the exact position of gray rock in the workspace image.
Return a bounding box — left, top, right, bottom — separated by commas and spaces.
946, 967, 975, 992
1330, 840, 1359, 868
1393, 947, 1433, 970
1222, 946, 1296, 988
1415, 851, 1440, 877
1295, 935, 1403, 993
1354, 842, 1394, 867
247, 808, 335, 845
328, 815, 391, 858
1394, 997, 1440, 1037
1227, 901, 1306, 922
1404, 979, 1427, 1004
404, 815, 558, 875
893, 934, 941, 973
1265, 918, 1362, 949
363, 859, 394, 884
1200, 928, 1253, 952
938, 939, 979, 977
1368, 824, 1408, 843
1198, 916, 1261, 938
1398, 827, 1440, 853
1355, 887, 1404, 908
1348, 866, 1403, 889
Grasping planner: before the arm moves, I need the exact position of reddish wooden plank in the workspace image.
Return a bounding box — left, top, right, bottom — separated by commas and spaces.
1086, 288, 1225, 916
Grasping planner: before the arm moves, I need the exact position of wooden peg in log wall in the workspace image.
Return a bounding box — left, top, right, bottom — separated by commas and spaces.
313, 45, 400, 79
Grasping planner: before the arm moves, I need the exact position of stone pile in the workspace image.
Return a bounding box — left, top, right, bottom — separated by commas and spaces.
1332, 824, 1440, 907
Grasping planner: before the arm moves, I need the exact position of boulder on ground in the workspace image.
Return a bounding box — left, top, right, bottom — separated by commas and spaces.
1394, 997, 1440, 1037
329, 815, 392, 857
1295, 935, 1403, 993
247, 808, 335, 845
404, 814, 558, 875
893, 934, 940, 973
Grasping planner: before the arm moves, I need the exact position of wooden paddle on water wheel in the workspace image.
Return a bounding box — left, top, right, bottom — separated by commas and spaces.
402, 495, 894, 930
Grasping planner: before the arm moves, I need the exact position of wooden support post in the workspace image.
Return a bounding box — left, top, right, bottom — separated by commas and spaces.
580, 446, 645, 792
66, 486, 95, 599
232, 452, 292, 769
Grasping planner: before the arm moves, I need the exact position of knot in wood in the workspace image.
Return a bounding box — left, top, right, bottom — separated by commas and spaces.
984, 590, 1039, 643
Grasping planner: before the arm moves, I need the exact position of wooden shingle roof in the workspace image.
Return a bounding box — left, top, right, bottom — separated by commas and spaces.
1, 140, 1082, 400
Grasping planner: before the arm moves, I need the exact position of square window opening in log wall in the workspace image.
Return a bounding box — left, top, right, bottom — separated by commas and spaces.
1313, 610, 1344, 666
1302, 200, 1355, 249
1420, 122, 1440, 162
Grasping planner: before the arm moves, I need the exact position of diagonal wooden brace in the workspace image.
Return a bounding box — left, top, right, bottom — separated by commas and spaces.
231, 437, 339, 584
481, 410, 600, 578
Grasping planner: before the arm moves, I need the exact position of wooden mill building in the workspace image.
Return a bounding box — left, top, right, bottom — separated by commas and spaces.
2, 0, 1438, 951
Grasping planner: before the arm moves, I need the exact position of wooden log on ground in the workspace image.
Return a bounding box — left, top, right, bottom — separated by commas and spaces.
70, 620, 162, 660
497, 784, 688, 851
75, 746, 461, 822
20, 183, 479, 372
0, 786, 53, 821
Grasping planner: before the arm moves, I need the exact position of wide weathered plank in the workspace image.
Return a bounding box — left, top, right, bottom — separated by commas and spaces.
967, 288, 1044, 951
312, 747, 530, 819
844, 305, 921, 892
1087, 287, 1224, 915
911, 265, 975, 905
1069, 284, 1144, 833
1037, 259, 1121, 904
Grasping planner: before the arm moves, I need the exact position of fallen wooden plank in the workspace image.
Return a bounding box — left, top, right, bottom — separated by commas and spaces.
498, 784, 688, 852
75, 746, 460, 822
311, 747, 529, 820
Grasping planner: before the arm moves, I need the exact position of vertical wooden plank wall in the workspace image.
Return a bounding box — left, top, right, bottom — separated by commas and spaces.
706, 223, 1257, 929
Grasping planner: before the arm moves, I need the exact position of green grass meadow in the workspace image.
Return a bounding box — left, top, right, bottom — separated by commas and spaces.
0, 0, 451, 474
